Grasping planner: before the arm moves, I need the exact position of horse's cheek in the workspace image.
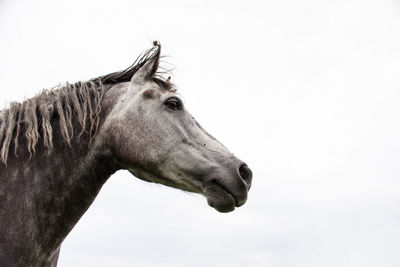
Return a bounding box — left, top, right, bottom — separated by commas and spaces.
108, 119, 148, 165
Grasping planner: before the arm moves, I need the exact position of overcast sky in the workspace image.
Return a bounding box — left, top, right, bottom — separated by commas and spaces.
1, 0, 400, 266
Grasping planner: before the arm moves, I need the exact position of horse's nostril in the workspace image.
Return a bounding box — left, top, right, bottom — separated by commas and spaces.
238, 164, 252, 185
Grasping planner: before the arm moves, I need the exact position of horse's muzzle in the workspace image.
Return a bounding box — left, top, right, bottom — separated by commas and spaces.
204, 160, 252, 213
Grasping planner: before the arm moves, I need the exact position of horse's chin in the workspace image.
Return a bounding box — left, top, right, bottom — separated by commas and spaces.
203, 181, 238, 213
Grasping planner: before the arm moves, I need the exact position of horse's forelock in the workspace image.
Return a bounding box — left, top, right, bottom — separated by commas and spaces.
99, 41, 162, 85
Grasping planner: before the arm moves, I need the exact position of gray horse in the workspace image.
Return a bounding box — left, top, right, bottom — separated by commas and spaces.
0, 42, 252, 267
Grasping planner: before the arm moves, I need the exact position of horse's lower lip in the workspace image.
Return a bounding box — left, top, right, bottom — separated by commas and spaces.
203, 181, 238, 213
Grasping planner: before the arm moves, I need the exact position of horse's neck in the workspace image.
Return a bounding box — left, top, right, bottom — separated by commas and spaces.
0, 105, 117, 266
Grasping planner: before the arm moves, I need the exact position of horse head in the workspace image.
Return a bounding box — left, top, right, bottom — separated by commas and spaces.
101, 43, 252, 212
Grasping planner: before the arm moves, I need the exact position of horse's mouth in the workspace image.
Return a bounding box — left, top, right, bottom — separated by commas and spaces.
203, 181, 244, 213
129, 167, 248, 213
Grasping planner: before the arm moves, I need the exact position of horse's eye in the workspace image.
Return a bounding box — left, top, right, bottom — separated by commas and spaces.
164, 97, 183, 111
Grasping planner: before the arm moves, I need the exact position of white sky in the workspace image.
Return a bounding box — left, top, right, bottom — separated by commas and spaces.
1, 0, 400, 266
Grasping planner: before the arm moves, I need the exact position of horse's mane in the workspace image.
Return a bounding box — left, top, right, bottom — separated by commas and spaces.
0, 42, 169, 164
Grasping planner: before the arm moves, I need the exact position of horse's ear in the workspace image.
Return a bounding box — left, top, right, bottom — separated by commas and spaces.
130, 41, 161, 85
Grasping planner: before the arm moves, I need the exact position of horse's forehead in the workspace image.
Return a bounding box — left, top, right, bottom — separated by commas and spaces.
126, 82, 175, 99
142, 88, 162, 99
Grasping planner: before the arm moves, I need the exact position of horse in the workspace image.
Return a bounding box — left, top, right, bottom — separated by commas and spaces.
0, 42, 252, 267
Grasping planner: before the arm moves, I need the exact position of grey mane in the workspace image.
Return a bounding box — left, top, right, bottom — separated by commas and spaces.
0, 80, 104, 165
0, 42, 169, 164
